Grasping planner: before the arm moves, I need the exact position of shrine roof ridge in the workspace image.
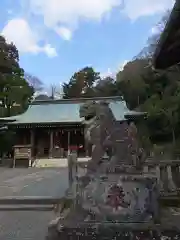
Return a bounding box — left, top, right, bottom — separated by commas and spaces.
31, 96, 123, 105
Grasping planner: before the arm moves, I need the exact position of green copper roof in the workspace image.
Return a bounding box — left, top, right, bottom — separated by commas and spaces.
0, 97, 143, 125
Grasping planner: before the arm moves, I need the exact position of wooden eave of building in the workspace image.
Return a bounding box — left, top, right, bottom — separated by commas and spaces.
153, 0, 180, 69
0, 119, 15, 123
0, 96, 145, 128
11, 122, 83, 129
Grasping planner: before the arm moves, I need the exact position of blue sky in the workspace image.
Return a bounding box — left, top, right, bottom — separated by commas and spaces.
0, 0, 175, 90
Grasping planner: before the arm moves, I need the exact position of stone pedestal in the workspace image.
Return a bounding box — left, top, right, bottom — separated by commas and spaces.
80, 172, 159, 223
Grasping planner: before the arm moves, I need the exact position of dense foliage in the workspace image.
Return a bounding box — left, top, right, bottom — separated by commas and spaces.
62, 67, 101, 98
0, 36, 34, 117
0, 36, 35, 156
61, 12, 180, 158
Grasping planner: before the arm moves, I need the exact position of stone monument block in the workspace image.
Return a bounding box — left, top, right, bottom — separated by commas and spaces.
81, 173, 158, 223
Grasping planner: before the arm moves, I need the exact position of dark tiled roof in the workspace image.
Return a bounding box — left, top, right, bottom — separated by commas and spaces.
0, 96, 143, 125
153, 0, 180, 69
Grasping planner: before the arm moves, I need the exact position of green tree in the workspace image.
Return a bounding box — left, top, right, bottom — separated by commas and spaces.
116, 57, 180, 145
94, 76, 119, 97
24, 73, 44, 92
115, 9, 180, 151
62, 67, 100, 98
116, 59, 149, 109
0, 36, 34, 117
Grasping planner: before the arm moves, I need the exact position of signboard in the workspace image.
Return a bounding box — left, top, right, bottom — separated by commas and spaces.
13, 145, 32, 167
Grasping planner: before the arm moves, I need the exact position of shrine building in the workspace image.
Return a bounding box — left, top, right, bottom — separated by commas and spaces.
0, 96, 144, 159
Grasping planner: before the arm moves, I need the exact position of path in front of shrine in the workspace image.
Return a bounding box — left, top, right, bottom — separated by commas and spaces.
0, 167, 69, 240
34, 157, 90, 168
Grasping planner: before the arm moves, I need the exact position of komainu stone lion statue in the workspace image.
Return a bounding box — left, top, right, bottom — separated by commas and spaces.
77, 100, 158, 222
79, 100, 116, 172
79, 100, 145, 173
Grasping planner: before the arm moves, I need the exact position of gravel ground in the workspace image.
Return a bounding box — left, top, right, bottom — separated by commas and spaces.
0, 168, 69, 240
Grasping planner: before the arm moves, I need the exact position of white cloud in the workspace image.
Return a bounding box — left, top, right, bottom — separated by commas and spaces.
121, 0, 174, 20
2, 0, 174, 57
55, 26, 72, 41
1, 18, 57, 57
22, 0, 174, 41
26, 0, 121, 39
28, 0, 120, 26
43, 44, 57, 57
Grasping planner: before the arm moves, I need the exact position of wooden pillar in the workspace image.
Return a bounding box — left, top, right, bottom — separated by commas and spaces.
49, 130, 53, 158
67, 130, 70, 156
68, 154, 73, 186
30, 129, 35, 165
